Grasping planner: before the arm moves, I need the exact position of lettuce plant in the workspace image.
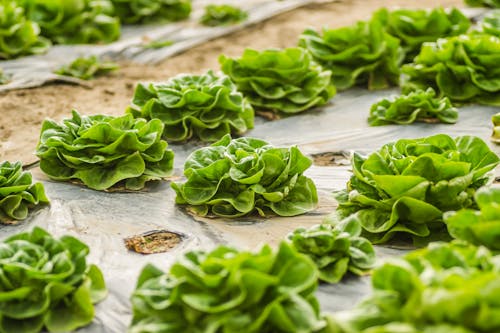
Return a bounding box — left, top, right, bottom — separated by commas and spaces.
171, 134, 318, 217
0, 227, 107, 333
219, 47, 335, 113
402, 34, 500, 106
0, 161, 49, 224
200, 4, 248, 27
325, 241, 500, 333
0, 0, 50, 59
368, 88, 458, 126
480, 9, 500, 37
130, 241, 326, 333
0, 68, 8, 84
465, 0, 500, 7
110, 0, 191, 24
127, 70, 254, 142
21, 0, 120, 44
333, 134, 500, 244
55, 56, 118, 80
36, 110, 174, 191
493, 112, 500, 143
373, 7, 470, 62
298, 19, 403, 90
289, 216, 375, 284
445, 186, 500, 250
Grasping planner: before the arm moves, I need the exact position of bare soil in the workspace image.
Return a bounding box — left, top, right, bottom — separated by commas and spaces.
0, 0, 464, 165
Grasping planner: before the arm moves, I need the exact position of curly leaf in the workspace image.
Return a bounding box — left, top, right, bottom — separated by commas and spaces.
172, 134, 318, 217
130, 242, 326, 333
298, 18, 403, 90
0, 227, 107, 333
333, 134, 499, 244
368, 88, 458, 126
111, 0, 191, 24
402, 34, 500, 106
36, 110, 174, 191
220, 47, 336, 113
0, 161, 49, 223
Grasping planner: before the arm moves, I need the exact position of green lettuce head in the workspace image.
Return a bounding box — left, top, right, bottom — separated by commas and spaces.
298, 18, 403, 90
127, 70, 254, 142
21, 0, 120, 44
200, 4, 248, 27
0, 0, 50, 59
219, 47, 336, 113
445, 186, 500, 250
479, 9, 500, 37
110, 0, 191, 24
373, 7, 470, 62
171, 134, 318, 217
402, 34, 500, 106
332, 134, 500, 244
493, 112, 500, 143
289, 216, 375, 284
0, 227, 107, 333
368, 88, 458, 126
130, 241, 326, 333
36, 110, 174, 191
0, 161, 49, 223
464, 0, 500, 7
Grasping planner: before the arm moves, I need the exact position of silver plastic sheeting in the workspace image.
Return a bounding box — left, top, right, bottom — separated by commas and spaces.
0, 0, 319, 92
1, 86, 498, 332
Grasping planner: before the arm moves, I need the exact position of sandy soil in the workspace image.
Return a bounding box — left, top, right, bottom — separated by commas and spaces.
0, 0, 464, 165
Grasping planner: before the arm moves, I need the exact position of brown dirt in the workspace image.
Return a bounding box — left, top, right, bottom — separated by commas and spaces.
0, 0, 464, 165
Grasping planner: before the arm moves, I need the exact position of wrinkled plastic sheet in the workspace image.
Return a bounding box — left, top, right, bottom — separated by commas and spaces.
0, 0, 319, 92
0, 86, 497, 332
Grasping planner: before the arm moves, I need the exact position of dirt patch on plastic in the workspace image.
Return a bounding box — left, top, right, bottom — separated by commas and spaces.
124, 230, 184, 254
311, 151, 351, 167
0, 0, 465, 165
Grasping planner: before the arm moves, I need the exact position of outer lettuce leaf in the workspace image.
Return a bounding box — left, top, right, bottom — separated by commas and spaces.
480, 9, 500, 37
0, 161, 49, 223
55, 56, 118, 80
171, 134, 318, 217
493, 112, 500, 143
445, 186, 500, 250
373, 7, 470, 62
331, 134, 499, 244
130, 241, 326, 333
127, 70, 254, 142
36, 110, 174, 191
402, 34, 500, 106
200, 4, 247, 27
110, 0, 191, 24
324, 241, 500, 333
21, 0, 120, 44
289, 216, 375, 284
465, 0, 500, 7
298, 18, 403, 90
0, 0, 50, 59
0, 227, 107, 333
219, 47, 336, 113
368, 88, 458, 126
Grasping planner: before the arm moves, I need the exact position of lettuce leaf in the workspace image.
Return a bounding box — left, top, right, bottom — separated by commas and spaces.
325, 241, 499, 333
0, 161, 49, 223
0, 68, 9, 84
464, 0, 500, 7
21, 0, 120, 44
110, 0, 191, 24
36, 110, 174, 191
402, 34, 500, 106
130, 241, 326, 333
479, 9, 500, 37
289, 216, 375, 284
331, 134, 499, 244
171, 134, 318, 217
0, 227, 107, 333
200, 4, 248, 27
0, 0, 50, 59
493, 112, 500, 143
127, 70, 254, 142
444, 186, 500, 250
373, 7, 470, 62
219, 47, 335, 113
55, 56, 118, 80
298, 18, 403, 90
368, 88, 458, 126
